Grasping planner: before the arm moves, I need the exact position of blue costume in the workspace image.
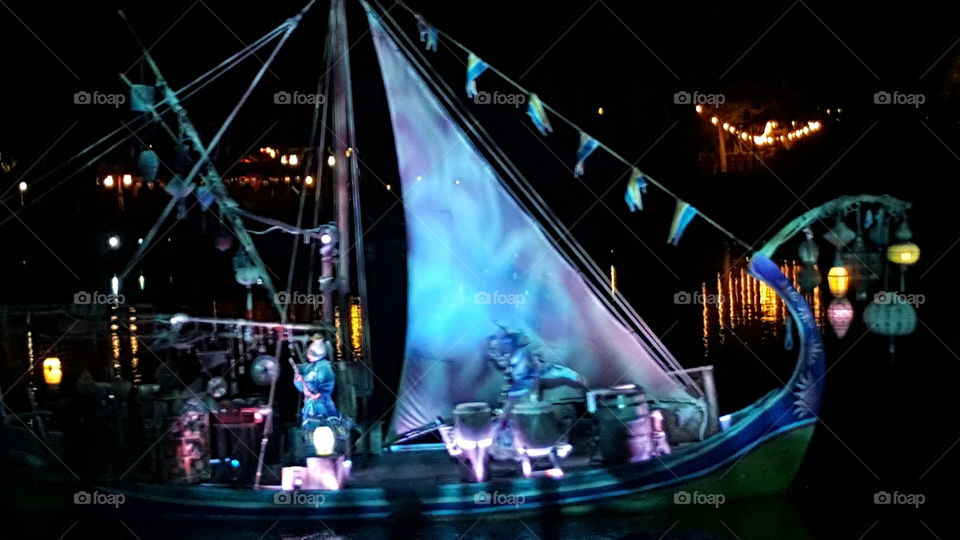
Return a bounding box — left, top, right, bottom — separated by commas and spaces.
294, 359, 339, 424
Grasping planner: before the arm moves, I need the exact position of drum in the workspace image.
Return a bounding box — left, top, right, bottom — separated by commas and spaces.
453, 402, 493, 442
594, 385, 652, 464
510, 401, 562, 450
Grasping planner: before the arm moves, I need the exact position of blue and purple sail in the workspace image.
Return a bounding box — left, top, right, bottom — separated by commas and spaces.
366, 10, 701, 437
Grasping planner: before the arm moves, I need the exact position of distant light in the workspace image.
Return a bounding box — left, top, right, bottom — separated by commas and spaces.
327, 155, 336, 167
107, 235, 121, 249
138, 273, 145, 291
386, 184, 392, 191
320, 232, 333, 245
43, 357, 63, 386
18, 181, 28, 193
454, 179, 461, 185
281, 155, 288, 165
304, 175, 314, 186
416, 176, 422, 182
122, 174, 133, 186
137, 238, 143, 245
597, 107, 605, 115
722, 123, 729, 130
710, 116, 718, 125
695, 104, 703, 113
230, 459, 240, 468
288, 154, 299, 166
345, 147, 353, 157
103, 175, 115, 188
111, 274, 120, 296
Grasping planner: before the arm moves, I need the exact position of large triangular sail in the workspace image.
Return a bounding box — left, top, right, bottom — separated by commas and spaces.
364, 7, 700, 436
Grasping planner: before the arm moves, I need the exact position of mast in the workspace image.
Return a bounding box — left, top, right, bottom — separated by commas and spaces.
330, 0, 353, 362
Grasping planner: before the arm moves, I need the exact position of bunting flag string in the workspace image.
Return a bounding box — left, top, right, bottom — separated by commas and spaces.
526, 93, 552, 135
390, 1, 752, 250
465, 53, 489, 98
667, 200, 698, 246
624, 168, 648, 212
574, 132, 599, 177
415, 14, 438, 52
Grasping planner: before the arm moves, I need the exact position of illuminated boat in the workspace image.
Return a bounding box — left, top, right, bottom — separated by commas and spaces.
0, 0, 915, 522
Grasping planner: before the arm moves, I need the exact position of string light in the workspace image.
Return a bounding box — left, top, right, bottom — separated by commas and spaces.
697, 105, 822, 147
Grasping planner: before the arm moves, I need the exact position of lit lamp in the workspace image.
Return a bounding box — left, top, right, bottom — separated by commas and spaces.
43, 357, 63, 386
887, 243, 920, 266
313, 426, 336, 456
827, 252, 850, 298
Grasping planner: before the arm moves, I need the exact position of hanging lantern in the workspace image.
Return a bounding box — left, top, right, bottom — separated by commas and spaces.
827, 249, 850, 298
887, 243, 920, 266
215, 231, 233, 252
824, 217, 856, 247
138, 149, 160, 181
868, 208, 890, 246
43, 357, 63, 386
798, 266, 821, 292
827, 298, 854, 339
798, 238, 819, 265
863, 299, 917, 336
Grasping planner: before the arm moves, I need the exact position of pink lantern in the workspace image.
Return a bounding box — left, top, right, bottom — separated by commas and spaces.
827, 298, 854, 338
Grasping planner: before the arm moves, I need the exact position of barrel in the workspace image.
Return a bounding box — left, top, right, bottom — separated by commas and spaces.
510, 401, 562, 450
453, 402, 493, 442
595, 386, 652, 464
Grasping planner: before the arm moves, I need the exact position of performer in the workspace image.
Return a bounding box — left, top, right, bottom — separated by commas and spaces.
292, 333, 350, 455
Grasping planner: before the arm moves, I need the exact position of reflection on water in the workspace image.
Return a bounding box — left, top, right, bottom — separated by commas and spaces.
703, 260, 824, 356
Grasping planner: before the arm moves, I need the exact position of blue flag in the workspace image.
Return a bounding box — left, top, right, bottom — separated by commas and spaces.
624, 168, 648, 212
526, 93, 552, 135
466, 53, 489, 98
574, 132, 599, 177
667, 200, 698, 245
416, 15, 438, 52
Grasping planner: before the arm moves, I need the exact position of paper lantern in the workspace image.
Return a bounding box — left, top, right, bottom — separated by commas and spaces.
827, 298, 854, 339
798, 239, 819, 265
43, 357, 63, 386
864, 299, 917, 336
798, 267, 821, 292
827, 265, 850, 298
138, 149, 160, 181
887, 243, 920, 266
